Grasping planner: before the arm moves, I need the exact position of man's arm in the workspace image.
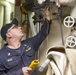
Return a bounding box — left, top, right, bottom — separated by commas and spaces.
26, 6, 52, 50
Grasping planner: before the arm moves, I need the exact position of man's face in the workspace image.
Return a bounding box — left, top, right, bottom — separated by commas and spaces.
6, 24, 24, 39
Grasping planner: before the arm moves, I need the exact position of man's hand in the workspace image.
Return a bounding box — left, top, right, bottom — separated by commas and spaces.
44, 5, 51, 21
22, 67, 33, 75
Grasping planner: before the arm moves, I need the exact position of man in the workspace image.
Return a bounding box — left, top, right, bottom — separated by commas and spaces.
0, 6, 52, 75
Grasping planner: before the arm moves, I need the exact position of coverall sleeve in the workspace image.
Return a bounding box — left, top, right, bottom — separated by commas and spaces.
28, 18, 52, 50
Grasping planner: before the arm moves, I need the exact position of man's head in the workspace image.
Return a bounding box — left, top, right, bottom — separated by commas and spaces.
1, 18, 23, 41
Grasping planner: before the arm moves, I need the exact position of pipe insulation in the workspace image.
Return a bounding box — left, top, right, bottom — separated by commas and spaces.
0, 5, 4, 30
0, 5, 4, 48
28, 12, 36, 36
0, 1, 11, 24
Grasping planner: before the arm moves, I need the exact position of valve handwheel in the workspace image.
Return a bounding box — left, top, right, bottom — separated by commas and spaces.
66, 36, 76, 47
63, 16, 75, 28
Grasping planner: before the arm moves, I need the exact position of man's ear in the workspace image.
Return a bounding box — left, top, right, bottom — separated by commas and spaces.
6, 32, 12, 38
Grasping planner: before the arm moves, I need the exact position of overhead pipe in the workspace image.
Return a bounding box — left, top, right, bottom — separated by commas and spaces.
0, 5, 4, 48
59, 0, 76, 5
0, 1, 11, 24
0, 5, 4, 30
28, 12, 36, 36
0, 1, 11, 48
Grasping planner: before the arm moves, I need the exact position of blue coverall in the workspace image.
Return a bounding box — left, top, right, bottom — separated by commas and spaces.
0, 19, 52, 75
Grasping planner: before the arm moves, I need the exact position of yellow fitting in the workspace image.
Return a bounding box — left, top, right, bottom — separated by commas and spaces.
29, 59, 40, 69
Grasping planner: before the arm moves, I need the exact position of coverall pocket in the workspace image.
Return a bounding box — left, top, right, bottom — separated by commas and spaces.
5, 58, 19, 69
26, 50, 34, 57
